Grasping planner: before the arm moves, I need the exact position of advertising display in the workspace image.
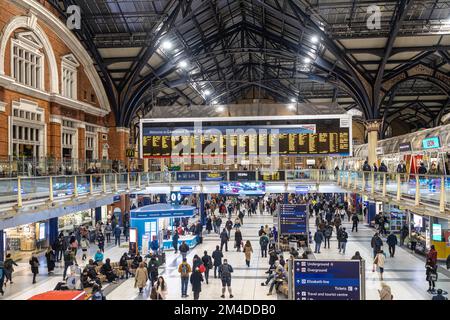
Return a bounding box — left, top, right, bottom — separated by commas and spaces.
176, 172, 200, 181
258, 171, 285, 181
293, 260, 363, 300
201, 171, 226, 181
432, 224, 442, 241
422, 137, 441, 149
140, 115, 352, 158
399, 142, 412, 152
229, 171, 256, 181
279, 204, 307, 235
219, 182, 265, 195
295, 186, 309, 194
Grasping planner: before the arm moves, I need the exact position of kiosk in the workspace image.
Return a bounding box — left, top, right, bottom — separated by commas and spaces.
130, 203, 197, 253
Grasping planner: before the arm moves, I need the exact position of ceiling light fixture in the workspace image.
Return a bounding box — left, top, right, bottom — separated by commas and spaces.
204, 90, 211, 96
178, 60, 188, 69
290, 98, 297, 103
311, 35, 319, 43
161, 40, 173, 50
212, 100, 218, 105
217, 105, 224, 112
304, 57, 311, 64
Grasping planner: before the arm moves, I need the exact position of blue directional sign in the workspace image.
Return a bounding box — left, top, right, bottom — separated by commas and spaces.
279, 204, 307, 235
294, 260, 362, 300
180, 186, 193, 195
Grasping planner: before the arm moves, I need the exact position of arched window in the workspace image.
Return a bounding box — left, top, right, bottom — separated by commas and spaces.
61, 54, 79, 99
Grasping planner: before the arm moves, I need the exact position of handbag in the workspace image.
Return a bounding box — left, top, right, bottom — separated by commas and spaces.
150, 287, 158, 300
430, 273, 438, 281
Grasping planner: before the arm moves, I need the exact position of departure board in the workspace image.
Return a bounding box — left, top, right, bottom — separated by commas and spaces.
141, 116, 352, 158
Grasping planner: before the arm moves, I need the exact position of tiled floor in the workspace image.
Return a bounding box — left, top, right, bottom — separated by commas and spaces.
2, 210, 449, 300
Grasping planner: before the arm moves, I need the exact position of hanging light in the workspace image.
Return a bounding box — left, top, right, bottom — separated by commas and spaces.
178, 60, 188, 69
161, 40, 173, 50
290, 97, 297, 103
303, 57, 311, 64
311, 35, 319, 43
212, 100, 218, 105
204, 90, 211, 96
216, 105, 224, 112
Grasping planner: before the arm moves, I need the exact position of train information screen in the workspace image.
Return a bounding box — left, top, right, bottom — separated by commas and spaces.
140, 115, 352, 158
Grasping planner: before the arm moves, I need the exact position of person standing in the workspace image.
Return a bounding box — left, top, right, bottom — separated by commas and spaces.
234, 228, 243, 252
426, 258, 437, 293
206, 217, 213, 234
63, 248, 77, 280
351, 213, 359, 232
147, 256, 159, 285
179, 241, 190, 260
96, 231, 105, 253
212, 246, 223, 279
313, 229, 324, 254
400, 225, 408, 247
114, 225, 122, 246
338, 227, 348, 254
172, 231, 179, 253
427, 245, 438, 267
45, 247, 56, 274
190, 267, 204, 300
225, 219, 233, 238
243, 241, 253, 267
104, 222, 112, 243
134, 262, 148, 295
201, 251, 213, 284
219, 259, 234, 299
220, 228, 230, 252
53, 233, 65, 262
323, 224, 332, 249
373, 250, 386, 280
386, 233, 398, 258
29, 254, 40, 284
259, 233, 269, 258
178, 258, 192, 298
371, 233, 383, 258
80, 236, 90, 261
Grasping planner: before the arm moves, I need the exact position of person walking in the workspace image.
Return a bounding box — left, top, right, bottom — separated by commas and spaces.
220, 228, 230, 252
351, 213, 359, 232
400, 225, 408, 247
212, 246, 223, 279
80, 236, 90, 261
314, 229, 324, 254
53, 233, 65, 262
104, 222, 112, 243
234, 228, 243, 252
96, 231, 105, 253
114, 225, 122, 246
378, 282, 393, 300
190, 267, 204, 300
3, 254, 18, 285
172, 231, 179, 253
427, 245, 438, 267
323, 224, 332, 249
386, 232, 398, 258
147, 256, 159, 285
373, 250, 386, 280
426, 258, 438, 293
225, 219, 233, 238
179, 241, 190, 260
219, 259, 234, 299
243, 240, 253, 267
338, 227, 348, 254
260, 233, 269, 258
29, 254, 40, 284
178, 258, 192, 298
371, 233, 383, 258
134, 262, 148, 295
201, 251, 213, 284
45, 247, 56, 274
63, 248, 77, 280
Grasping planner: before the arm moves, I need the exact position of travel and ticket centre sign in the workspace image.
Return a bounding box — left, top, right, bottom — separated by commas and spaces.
293, 260, 363, 300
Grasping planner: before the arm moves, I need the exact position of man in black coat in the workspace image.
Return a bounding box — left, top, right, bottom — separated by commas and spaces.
351, 213, 360, 232
190, 268, 204, 300
220, 228, 229, 252
212, 246, 223, 278
386, 232, 398, 258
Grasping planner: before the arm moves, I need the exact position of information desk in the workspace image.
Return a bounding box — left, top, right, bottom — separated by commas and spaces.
131, 203, 196, 253
162, 234, 198, 251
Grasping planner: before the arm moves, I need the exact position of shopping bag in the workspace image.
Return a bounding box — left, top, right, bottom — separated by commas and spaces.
143, 280, 151, 299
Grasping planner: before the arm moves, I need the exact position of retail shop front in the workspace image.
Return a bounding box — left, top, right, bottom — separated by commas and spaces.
4, 221, 49, 261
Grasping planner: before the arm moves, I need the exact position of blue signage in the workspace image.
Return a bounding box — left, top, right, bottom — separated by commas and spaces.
294, 260, 361, 300
422, 136, 440, 149
113, 195, 121, 202
170, 191, 182, 206
279, 204, 307, 235
130, 203, 195, 219
180, 186, 193, 195
295, 186, 309, 194
176, 172, 200, 181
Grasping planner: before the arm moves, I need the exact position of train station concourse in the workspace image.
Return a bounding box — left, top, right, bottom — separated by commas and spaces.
1, 0, 450, 309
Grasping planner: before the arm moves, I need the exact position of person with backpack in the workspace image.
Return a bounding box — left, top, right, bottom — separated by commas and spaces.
80, 236, 90, 261
260, 233, 269, 258
219, 259, 234, 299
178, 258, 192, 298
373, 250, 386, 280
323, 224, 333, 249
212, 246, 223, 278
45, 247, 56, 274
179, 241, 190, 260
172, 230, 179, 253
338, 227, 348, 254
63, 248, 77, 280
29, 254, 40, 284
371, 233, 383, 258
313, 229, 324, 254
220, 228, 230, 252
386, 232, 398, 258
190, 267, 204, 300
351, 213, 360, 232
147, 256, 159, 285
201, 251, 213, 284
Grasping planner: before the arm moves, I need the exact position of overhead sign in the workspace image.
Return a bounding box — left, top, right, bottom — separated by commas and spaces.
126, 148, 135, 158
176, 172, 200, 181
294, 260, 362, 300
279, 204, 307, 235
201, 171, 226, 181
376, 147, 383, 155
170, 191, 182, 206
422, 137, 440, 150
220, 182, 265, 195
295, 186, 309, 194
229, 171, 256, 181
258, 171, 285, 181
399, 142, 412, 152
180, 186, 193, 195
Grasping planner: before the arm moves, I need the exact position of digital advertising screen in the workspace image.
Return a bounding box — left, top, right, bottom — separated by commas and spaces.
294, 260, 362, 300
279, 204, 307, 235
432, 224, 442, 241
422, 137, 440, 149
140, 115, 352, 158
219, 182, 265, 195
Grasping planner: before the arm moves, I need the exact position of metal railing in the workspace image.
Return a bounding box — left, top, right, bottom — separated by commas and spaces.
0, 170, 448, 214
